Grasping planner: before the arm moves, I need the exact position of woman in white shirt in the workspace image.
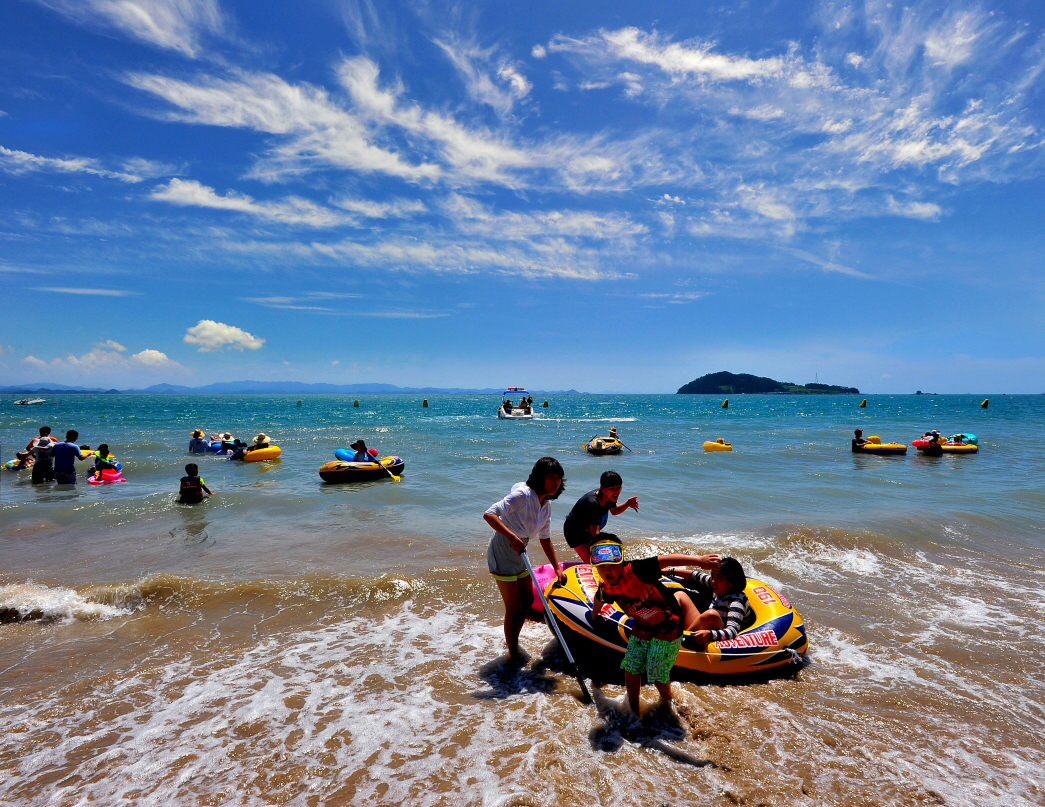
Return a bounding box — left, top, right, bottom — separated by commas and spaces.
484, 457, 568, 664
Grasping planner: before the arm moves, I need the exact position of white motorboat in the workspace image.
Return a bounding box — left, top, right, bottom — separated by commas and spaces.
498, 388, 534, 419
13, 398, 46, 406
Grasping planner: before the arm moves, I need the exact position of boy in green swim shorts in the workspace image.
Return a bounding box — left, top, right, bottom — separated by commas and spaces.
590, 535, 721, 715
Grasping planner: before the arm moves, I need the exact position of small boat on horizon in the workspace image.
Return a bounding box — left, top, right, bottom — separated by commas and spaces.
498, 388, 534, 420
13, 398, 46, 406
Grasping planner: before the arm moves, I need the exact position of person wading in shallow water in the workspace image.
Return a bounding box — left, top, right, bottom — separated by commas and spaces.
483, 457, 568, 665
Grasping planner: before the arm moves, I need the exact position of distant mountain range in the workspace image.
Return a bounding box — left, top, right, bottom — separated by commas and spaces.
677, 371, 859, 395
1, 381, 583, 396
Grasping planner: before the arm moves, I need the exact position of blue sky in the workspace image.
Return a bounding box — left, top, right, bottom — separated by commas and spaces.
2, 0, 1044, 392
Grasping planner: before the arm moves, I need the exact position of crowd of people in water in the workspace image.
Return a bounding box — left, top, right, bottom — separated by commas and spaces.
484, 458, 750, 714
10, 425, 119, 484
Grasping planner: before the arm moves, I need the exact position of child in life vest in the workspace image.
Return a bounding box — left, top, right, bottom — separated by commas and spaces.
590, 535, 720, 716
178, 463, 213, 504
91, 444, 119, 480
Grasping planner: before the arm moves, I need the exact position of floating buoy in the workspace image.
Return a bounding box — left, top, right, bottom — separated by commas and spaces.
981, 398, 988, 408
354, 400, 359, 407
296, 399, 302, 407
543, 400, 549, 408
722, 399, 729, 409
422, 398, 428, 408
860, 399, 867, 408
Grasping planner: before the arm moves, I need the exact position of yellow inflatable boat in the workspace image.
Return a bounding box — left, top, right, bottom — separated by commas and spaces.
703, 439, 732, 452
585, 437, 623, 456
534, 563, 807, 678
853, 436, 907, 455
243, 446, 282, 462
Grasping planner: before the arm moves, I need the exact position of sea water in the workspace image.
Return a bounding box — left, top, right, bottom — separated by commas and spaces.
1, 394, 1043, 805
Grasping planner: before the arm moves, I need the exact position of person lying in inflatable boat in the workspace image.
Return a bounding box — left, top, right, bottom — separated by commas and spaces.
664, 557, 750, 649
589, 535, 721, 716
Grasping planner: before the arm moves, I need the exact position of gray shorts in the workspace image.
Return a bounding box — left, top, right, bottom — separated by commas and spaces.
487, 533, 529, 581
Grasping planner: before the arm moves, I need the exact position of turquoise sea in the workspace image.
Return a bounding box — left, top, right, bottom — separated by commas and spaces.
2, 393, 1043, 805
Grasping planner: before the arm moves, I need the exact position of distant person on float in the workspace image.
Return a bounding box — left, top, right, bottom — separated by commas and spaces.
666, 557, 751, 645
228, 439, 250, 461
244, 433, 270, 455
189, 429, 210, 453
90, 444, 119, 480
178, 463, 213, 504
563, 470, 640, 562
52, 430, 88, 485
852, 429, 868, 451
922, 430, 944, 456
349, 439, 372, 462
483, 457, 568, 665
589, 535, 720, 716
24, 426, 56, 484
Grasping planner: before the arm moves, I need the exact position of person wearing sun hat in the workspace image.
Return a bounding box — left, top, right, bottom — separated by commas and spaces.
349, 439, 371, 462
189, 429, 210, 453
247, 433, 270, 451
589, 534, 721, 716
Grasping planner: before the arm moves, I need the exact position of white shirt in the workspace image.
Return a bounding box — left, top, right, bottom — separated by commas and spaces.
485, 482, 551, 546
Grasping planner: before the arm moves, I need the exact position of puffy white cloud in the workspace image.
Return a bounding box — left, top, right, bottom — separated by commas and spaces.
131, 348, 176, 367
38, 0, 224, 58
21, 346, 183, 371
184, 320, 265, 352
531, 44, 546, 59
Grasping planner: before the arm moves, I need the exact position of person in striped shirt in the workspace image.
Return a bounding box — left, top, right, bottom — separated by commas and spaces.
667, 557, 750, 645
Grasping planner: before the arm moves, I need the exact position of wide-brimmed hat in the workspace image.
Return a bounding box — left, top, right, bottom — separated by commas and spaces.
191, 428, 204, 438
221, 432, 233, 440
254, 433, 269, 443
608, 427, 618, 436
350, 439, 366, 449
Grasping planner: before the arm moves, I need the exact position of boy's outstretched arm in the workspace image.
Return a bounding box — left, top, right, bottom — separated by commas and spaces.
655, 553, 721, 570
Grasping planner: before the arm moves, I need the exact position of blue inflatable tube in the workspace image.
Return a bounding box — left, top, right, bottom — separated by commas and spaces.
334, 448, 379, 462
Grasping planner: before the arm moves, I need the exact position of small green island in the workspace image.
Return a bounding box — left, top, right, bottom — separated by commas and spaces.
677, 371, 859, 395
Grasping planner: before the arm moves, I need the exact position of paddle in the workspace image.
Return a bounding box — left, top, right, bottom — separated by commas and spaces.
521, 551, 593, 703
377, 456, 401, 483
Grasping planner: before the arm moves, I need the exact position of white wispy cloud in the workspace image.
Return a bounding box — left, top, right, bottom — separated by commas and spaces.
152, 178, 353, 227
125, 69, 441, 182
434, 38, 531, 116
37, 0, 224, 58
34, 287, 139, 296
444, 194, 647, 240
184, 319, 264, 351
330, 196, 427, 218
0, 145, 165, 183
127, 57, 678, 191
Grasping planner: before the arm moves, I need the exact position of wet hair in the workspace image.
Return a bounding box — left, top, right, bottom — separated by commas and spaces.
525, 456, 566, 500
66, 430, 79, 442
719, 557, 747, 593
39, 426, 52, 436
600, 470, 622, 488
97, 444, 110, 456
854, 429, 862, 436
185, 463, 199, 475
